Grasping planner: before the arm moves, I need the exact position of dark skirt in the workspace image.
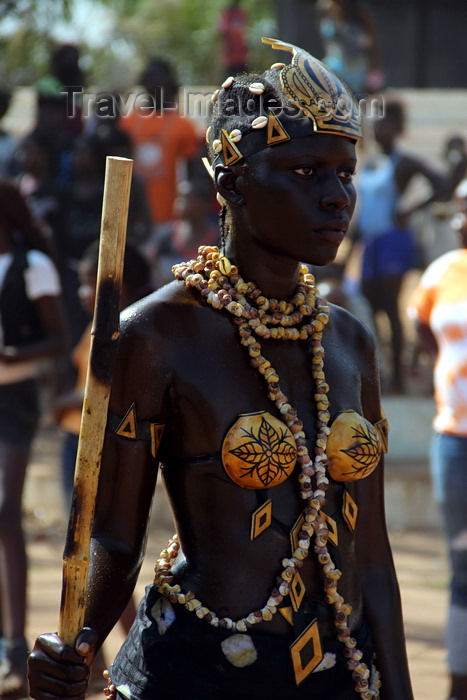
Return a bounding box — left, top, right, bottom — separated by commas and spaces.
110, 585, 374, 700
0, 378, 40, 445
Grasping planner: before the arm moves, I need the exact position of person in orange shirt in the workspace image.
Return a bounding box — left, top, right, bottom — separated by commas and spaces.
119, 59, 200, 226
409, 180, 467, 700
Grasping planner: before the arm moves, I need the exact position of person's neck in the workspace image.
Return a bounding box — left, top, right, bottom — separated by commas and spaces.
379, 139, 397, 157
225, 239, 302, 300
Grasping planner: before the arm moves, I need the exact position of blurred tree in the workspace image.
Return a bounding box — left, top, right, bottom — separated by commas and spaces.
0, 0, 72, 19
108, 0, 276, 86
0, 0, 76, 87
0, 0, 276, 90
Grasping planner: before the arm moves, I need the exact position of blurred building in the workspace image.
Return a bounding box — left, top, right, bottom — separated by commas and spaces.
277, 0, 467, 88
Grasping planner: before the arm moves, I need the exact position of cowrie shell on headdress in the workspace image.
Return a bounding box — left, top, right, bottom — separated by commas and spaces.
205, 126, 212, 144
229, 129, 242, 142
271, 62, 285, 69
222, 76, 234, 89
213, 139, 222, 153
251, 115, 268, 129
211, 89, 220, 105
248, 82, 265, 94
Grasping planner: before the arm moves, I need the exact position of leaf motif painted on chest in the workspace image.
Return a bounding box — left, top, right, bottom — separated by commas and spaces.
229, 439, 264, 466
258, 417, 282, 451
229, 416, 297, 487
339, 422, 380, 477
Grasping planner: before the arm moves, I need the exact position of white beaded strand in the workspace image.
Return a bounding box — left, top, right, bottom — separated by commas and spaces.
162, 247, 381, 697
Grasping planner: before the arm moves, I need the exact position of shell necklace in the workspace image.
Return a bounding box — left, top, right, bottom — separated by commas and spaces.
154, 246, 380, 698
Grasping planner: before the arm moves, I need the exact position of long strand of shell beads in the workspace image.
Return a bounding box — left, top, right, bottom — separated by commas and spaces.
168, 247, 380, 697
103, 671, 116, 699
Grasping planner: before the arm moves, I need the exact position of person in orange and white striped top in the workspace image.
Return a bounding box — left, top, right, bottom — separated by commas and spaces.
408, 178, 467, 700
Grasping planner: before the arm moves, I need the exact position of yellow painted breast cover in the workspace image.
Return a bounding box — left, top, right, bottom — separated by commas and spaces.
222, 411, 297, 489
326, 410, 384, 482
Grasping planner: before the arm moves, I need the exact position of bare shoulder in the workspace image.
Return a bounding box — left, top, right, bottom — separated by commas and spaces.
120, 281, 196, 338
109, 281, 196, 415
327, 302, 381, 419
328, 301, 376, 354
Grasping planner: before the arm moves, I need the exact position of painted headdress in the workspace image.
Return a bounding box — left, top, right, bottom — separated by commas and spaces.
207, 37, 362, 171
